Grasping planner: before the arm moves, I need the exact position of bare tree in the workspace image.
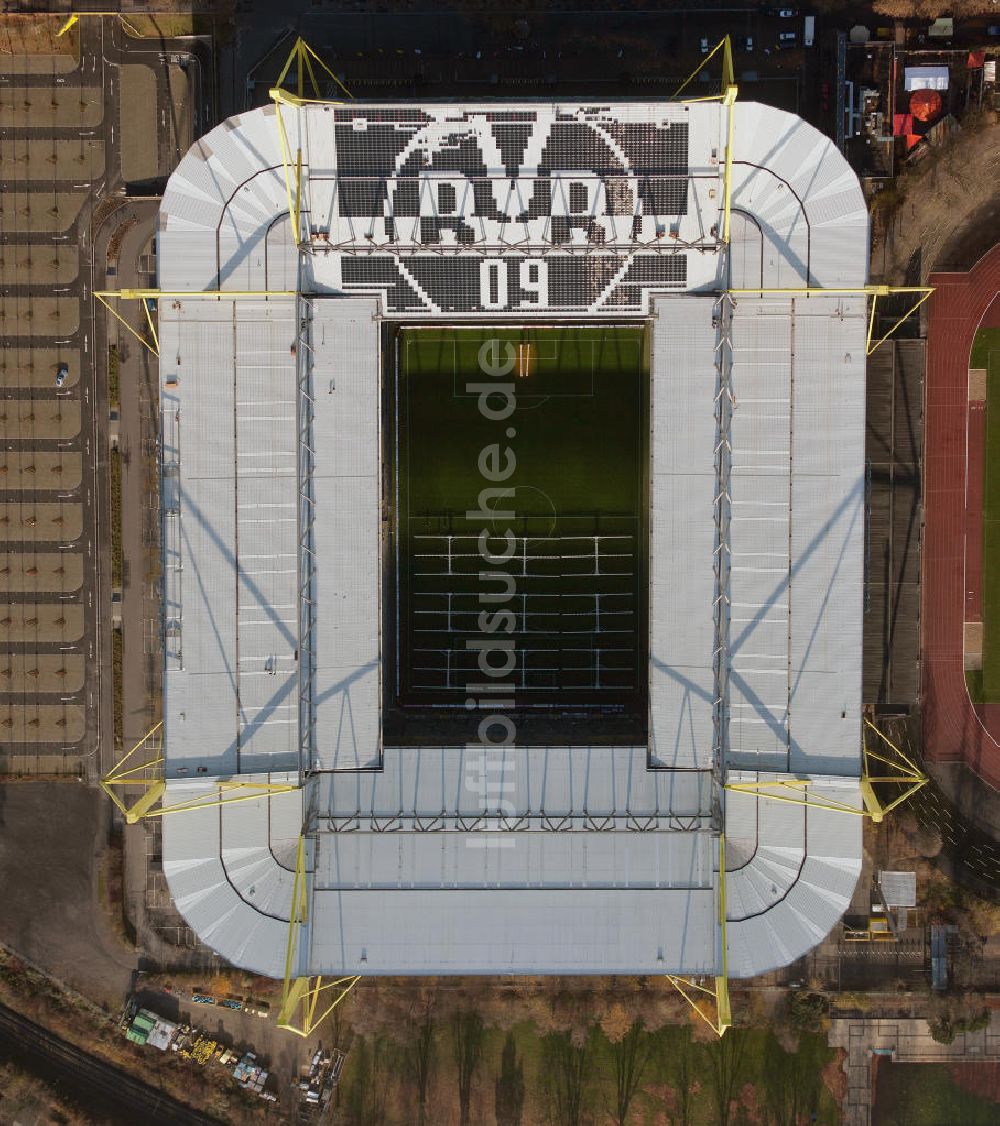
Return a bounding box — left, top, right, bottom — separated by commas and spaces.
406, 1013, 436, 1126
495, 1031, 525, 1126
343, 1034, 390, 1126
452, 1011, 485, 1126
658, 1026, 694, 1126
611, 1020, 653, 1125
705, 1032, 749, 1126
541, 1029, 598, 1126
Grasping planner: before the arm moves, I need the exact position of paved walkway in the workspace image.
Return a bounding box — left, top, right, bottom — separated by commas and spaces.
829, 1014, 1000, 1125
922, 243, 1000, 788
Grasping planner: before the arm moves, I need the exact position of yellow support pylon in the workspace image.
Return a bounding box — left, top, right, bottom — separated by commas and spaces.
860, 718, 928, 822
666, 975, 731, 1037
673, 36, 734, 101
101, 722, 299, 824
728, 286, 934, 354
93, 289, 299, 357
723, 721, 928, 822
666, 834, 731, 1037
277, 835, 361, 1036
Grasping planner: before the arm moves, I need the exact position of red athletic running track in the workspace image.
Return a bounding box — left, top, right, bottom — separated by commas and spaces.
922, 244, 1000, 790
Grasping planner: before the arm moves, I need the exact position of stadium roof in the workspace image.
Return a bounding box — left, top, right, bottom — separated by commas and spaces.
158, 98, 868, 980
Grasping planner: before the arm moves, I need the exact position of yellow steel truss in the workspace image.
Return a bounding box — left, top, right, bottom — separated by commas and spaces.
859, 717, 928, 822
673, 36, 735, 100
666, 834, 732, 1037
267, 37, 353, 249
728, 286, 935, 354
101, 722, 299, 824
95, 292, 159, 358
666, 975, 732, 1038
723, 721, 927, 822
93, 289, 298, 358
278, 835, 360, 1036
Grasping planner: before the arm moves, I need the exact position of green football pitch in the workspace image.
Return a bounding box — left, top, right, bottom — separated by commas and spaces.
388, 325, 648, 730
969, 327, 1000, 703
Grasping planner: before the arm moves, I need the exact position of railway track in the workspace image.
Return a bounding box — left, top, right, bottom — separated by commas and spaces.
0, 1000, 221, 1125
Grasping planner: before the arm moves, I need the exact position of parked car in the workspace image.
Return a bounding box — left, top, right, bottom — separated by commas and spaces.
744, 36, 754, 51
700, 37, 710, 54
55, 362, 69, 388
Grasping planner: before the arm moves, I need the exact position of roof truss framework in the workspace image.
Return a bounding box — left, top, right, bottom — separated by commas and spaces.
134, 59, 893, 994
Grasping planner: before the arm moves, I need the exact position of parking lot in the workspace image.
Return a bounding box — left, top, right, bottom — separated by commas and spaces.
1, 32, 103, 777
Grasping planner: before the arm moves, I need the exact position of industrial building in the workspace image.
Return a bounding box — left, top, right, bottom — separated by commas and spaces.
149, 79, 873, 1008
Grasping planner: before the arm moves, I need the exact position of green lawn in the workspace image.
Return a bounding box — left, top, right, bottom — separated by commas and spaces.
338, 1018, 843, 1125
974, 328, 1000, 701
873, 1062, 1000, 1125
391, 326, 647, 714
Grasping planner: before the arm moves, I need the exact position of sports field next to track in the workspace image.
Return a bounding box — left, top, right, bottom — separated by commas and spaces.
387, 325, 648, 743
970, 327, 1000, 703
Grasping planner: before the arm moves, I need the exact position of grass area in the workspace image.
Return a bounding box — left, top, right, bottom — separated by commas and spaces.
0, 15, 78, 56
392, 325, 646, 713
337, 1017, 842, 1125
109, 446, 122, 587
112, 629, 123, 752
976, 328, 1000, 700
967, 668, 985, 704
873, 1062, 999, 1125
108, 344, 120, 410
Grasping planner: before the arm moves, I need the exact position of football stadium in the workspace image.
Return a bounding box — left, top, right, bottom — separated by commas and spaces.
101, 40, 930, 1032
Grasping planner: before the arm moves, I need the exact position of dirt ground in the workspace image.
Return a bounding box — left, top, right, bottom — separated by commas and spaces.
0, 246, 78, 286
0, 552, 83, 595
0, 654, 86, 695
0, 348, 81, 390
874, 114, 1000, 284
0, 139, 104, 181
0, 401, 81, 441
0, 17, 79, 59
0, 86, 103, 128
0, 503, 83, 544
120, 65, 157, 183
0, 706, 85, 743
0, 297, 79, 338
1, 604, 85, 644
0, 452, 83, 491
0, 784, 135, 1008
0, 191, 87, 233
